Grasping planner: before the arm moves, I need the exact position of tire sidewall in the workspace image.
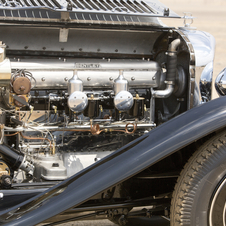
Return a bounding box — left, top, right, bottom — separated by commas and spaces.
189, 151, 226, 226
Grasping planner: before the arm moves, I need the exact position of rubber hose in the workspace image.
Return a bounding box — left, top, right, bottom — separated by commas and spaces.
166, 54, 177, 82
0, 144, 24, 171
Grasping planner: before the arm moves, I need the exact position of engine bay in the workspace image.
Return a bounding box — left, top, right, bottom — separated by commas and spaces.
0, 30, 188, 188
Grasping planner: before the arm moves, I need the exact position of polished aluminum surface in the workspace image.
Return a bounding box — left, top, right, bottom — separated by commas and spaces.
4, 122, 155, 132
114, 71, 128, 94
68, 71, 83, 94
11, 59, 161, 89
215, 68, 226, 96
114, 91, 134, 111
152, 82, 174, 98
199, 61, 213, 102
68, 91, 88, 112
176, 29, 196, 109
180, 29, 215, 67
63, 151, 113, 177
0, 43, 11, 87
180, 28, 215, 104
34, 155, 67, 181
3, 27, 162, 55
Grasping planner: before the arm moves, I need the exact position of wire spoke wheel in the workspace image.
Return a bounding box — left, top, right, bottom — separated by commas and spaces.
209, 176, 226, 226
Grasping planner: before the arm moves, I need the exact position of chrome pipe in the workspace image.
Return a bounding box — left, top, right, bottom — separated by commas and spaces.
4, 123, 155, 132
152, 81, 174, 98
168, 39, 181, 52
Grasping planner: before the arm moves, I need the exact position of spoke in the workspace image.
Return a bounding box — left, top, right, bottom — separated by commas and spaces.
223, 202, 226, 226
209, 178, 226, 226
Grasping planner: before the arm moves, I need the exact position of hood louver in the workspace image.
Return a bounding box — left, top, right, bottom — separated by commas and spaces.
0, 0, 180, 24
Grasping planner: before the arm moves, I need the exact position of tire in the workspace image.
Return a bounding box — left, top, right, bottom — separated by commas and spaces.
170, 131, 226, 226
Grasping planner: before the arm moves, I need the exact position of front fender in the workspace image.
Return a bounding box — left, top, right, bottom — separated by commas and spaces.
181, 28, 215, 102
1, 97, 226, 225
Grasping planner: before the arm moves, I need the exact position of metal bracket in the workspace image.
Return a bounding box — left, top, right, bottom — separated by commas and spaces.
183, 12, 194, 27
59, 28, 69, 43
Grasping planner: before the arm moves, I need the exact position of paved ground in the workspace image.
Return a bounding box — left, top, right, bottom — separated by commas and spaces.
48, 1, 226, 225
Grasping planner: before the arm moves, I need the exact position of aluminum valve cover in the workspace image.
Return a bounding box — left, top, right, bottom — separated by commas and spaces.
11, 59, 161, 90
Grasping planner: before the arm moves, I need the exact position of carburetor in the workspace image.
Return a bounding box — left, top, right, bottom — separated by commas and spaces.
5, 58, 162, 121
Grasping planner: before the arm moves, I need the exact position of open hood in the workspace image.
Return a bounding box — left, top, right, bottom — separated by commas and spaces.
0, 0, 180, 25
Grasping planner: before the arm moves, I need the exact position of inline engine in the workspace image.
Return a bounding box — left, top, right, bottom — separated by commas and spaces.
0, 39, 184, 185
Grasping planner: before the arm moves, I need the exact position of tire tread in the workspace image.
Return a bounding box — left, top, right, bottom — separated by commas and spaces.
170, 131, 226, 226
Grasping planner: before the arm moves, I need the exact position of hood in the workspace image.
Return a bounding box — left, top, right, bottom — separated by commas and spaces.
0, 0, 180, 26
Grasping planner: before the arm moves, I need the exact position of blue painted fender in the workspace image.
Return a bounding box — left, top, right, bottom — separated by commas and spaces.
1, 96, 226, 225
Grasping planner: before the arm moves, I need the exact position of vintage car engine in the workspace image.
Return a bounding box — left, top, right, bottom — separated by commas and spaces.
0, 0, 220, 224
0, 37, 185, 185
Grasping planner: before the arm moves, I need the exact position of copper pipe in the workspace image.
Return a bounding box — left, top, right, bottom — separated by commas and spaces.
111, 124, 137, 134
125, 123, 137, 134
90, 123, 104, 135
4, 132, 20, 137
20, 132, 52, 150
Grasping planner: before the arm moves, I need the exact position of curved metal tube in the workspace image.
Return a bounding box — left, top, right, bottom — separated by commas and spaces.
3, 122, 155, 132
168, 39, 181, 52
152, 82, 174, 98
0, 124, 4, 144
151, 39, 181, 99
